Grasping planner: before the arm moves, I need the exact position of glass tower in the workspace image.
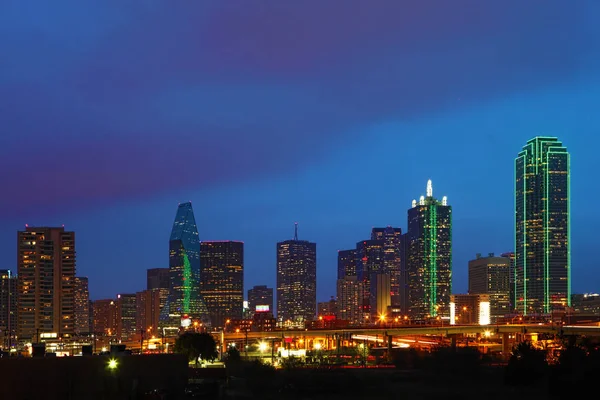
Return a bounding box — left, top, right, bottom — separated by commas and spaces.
515, 137, 570, 315
406, 180, 452, 319
165, 202, 210, 326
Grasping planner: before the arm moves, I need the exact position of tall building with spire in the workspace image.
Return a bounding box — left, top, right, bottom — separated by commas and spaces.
515, 137, 570, 315
165, 202, 210, 327
276, 223, 317, 325
406, 180, 452, 320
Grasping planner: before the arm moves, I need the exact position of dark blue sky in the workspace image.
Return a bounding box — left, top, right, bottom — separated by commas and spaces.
1, 1, 599, 301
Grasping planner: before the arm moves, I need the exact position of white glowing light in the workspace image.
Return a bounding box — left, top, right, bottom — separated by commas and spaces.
442, 196, 447, 206
427, 180, 433, 197
479, 301, 490, 326
449, 302, 456, 325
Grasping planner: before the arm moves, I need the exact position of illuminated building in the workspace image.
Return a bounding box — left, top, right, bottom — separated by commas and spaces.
17, 226, 76, 341
336, 276, 364, 326
468, 254, 511, 323
317, 297, 337, 317
147, 268, 169, 290
116, 294, 137, 341
371, 227, 402, 307
571, 293, 600, 315
370, 273, 391, 319
515, 137, 570, 315
247, 285, 273, 314
0, 270, 17, 348
165, 202, 210, 327
200, 241, 244, 328
74, 277, 90, 335
92, 299, 117, 337
276, 223, 317, 325
406, 180, 452, 320
501, 252, 515, 311
449, 294, 490, 326
337, 249, 356, 279
356, 239, 384, 316
137, 289, 168, 337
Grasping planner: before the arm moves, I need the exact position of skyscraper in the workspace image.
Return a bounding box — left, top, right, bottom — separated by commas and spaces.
147, 268, 170, 290
200, 241, 244, 328
406, 180, 452, 319
74, 277, 90, 335
515, 137, 570, 315
92, 299, 117, 337
116, 294, 137, 341
166, 202, 210, 327
356, 239, 384, 316
17, 226, 76, 341
337, 249, 356, 280
0, 270, 17, 348
276, 224, 317, 325
247, 285, 273, 314
336, 276, 364, 326
468, 253, 510, 322
371, 227, 402, 306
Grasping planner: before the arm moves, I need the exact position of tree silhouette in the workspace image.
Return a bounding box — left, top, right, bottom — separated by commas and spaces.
505, 341, 548, 385
174, 332, 218, 366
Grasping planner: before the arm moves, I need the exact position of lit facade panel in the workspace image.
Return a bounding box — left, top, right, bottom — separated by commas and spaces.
74, 277, 90, 335
0, 270, 17, 348
371, 227, 402, 307
356, 239, 384, 316
336, 277, 364, 326
200, 241, 244, 328
16, 227, 76, 341
337, 249, 357, 280
116, 294, 137, 341
92, 299, 117, 337
166, 202, 210, 327
276, 238, 317, 325
247, 285, 273, 314
468, 254, 511, 322
515, 137, 570, 315
406, 181, 452, 320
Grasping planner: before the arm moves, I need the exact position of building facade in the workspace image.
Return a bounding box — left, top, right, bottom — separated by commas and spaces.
450, 294, 490, 325
200, 241, 244, 328
356, 239, 384, 316
468, 254, 511, 323
74, 277, 90, 335
92, 299, 117, 337
371, 227, 402, 307
165, 202, 210, 327
147, 268, 170, 290
247, 285, 273, 314
137, 289, 168, 337
515, 137, 570, 315
116, 294, 137, 341
0, 270, 17, 348
276, 224, 317, 325
370, 273, 391, 319
406, 180, 452, 320
17, 226, 76, 341
337, 249, 357, 280
336, 277, 364, 326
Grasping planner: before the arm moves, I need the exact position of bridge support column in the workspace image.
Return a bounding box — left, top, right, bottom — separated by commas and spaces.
450, 336, 456, 349
387, 334, 393, 362
502, 332, 510, 360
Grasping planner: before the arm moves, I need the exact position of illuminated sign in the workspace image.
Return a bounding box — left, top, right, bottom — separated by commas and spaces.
256, 305, 270, 312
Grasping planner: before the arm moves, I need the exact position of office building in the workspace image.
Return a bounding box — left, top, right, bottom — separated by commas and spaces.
450, 294, 490, 325
276, 224, 317, 324
17, 226, 76, 341
116, 294, 137, 341
200, 241, 244, 328
337, 249, 356, 280
336, 277, 364, 326
165, 202, 210, 327
356, 239, 384, 316
468, 254, 511, 323
370, 273, 391, 320
371, 227, 402, 306
317, 297, 337, 317
137, 288, 168, 337
74, 277, 90, 335
406, 180, 452, 320
147, 268, 169, 290
501, 252, 516, 311
515, 137, 570, 314
0, 270, 17, 348
92, 299, 117, 337
247, 285, 273, 314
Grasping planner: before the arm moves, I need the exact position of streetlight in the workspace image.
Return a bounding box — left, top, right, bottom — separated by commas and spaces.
107, 358, 118, 370
259, 342, 268, 352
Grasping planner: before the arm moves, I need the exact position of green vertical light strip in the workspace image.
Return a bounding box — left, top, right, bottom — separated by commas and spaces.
567, 152, 571, 307
429, 204, 438, 317
544, 146, 550, 314
183, 253, 191, 314
522, 147, 528, 316
514, 155, 519, 313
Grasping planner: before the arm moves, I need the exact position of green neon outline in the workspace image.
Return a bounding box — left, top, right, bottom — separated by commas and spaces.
567, 152, 571, 307
429, 204, 438, 317
183, 253, 191, 314
522, 146, 528, 315
544, 145, 550, 313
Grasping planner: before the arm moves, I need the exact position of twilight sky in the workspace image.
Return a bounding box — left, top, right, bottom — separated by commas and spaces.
1, 1, 600, 301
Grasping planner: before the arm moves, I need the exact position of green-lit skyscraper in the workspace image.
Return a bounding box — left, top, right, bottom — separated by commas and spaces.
406, 180, 452, 320
163, 202, 211, 327
515, 137, 570, 315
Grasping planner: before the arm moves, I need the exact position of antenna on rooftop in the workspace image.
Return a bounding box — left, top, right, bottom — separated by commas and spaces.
294, 222, 298, 241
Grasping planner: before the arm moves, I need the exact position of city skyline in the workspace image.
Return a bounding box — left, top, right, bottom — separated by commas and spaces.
1, 2, 599, 302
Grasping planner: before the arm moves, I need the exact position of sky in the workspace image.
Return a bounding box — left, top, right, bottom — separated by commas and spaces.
1, 1, 600, 302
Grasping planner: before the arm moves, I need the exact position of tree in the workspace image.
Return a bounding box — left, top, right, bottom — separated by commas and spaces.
226, 345, 241, 362
174, 332, 218, 366
505, 341, 548, 385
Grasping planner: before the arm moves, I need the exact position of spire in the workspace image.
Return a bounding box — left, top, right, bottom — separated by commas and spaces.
427, 179, 433, 197
294, 222, 298, 241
